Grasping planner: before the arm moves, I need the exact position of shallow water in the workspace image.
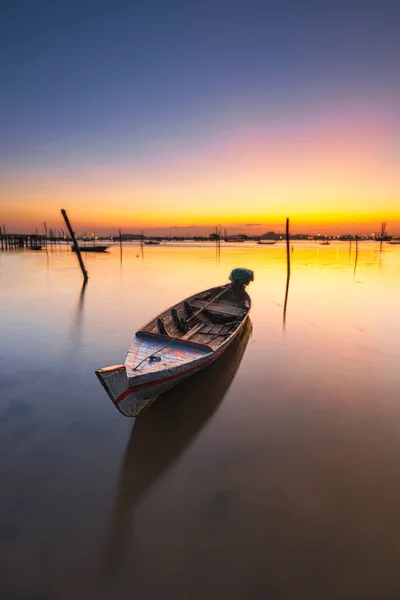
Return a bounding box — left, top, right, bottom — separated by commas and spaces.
1, 241, 400, 600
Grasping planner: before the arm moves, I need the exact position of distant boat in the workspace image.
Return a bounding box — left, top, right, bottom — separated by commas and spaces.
257, 240, 277, 245
71, 245, 109, 253
95, 268, 253, 417
224, 238, 245, 242
388, 240, 400, 245
319, 241, 330, 245
30, 245, 43, 251
144, 240, 161, 245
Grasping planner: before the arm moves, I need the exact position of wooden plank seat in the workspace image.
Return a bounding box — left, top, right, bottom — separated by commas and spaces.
181, 322, 205, 340
189, 300, 244, 317
155, 317, 204, 341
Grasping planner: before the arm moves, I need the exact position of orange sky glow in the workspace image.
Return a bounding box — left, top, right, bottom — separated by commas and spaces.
2, 103, 399, 236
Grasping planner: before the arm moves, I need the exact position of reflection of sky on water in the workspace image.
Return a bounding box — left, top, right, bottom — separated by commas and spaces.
1, 242, 400, 599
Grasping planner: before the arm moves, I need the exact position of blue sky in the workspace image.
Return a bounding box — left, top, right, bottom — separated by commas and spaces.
1, 0, 399, 233
2, 0, 399, 166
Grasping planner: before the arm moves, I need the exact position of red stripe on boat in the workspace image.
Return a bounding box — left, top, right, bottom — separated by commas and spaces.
114, 338, 231, 405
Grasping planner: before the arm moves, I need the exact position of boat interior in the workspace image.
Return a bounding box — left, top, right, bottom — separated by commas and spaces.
139, 286, 250, 351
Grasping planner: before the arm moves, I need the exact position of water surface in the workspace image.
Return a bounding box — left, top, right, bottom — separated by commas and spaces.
1, 241, 400, 599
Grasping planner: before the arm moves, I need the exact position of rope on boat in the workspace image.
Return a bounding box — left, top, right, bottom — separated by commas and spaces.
133, 336, 177, 370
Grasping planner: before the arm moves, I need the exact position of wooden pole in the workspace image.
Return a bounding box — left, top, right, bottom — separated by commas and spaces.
380, 221, 385, 250
215, 226, 219, 261
44, 222, 48, 248
119, 228, 122, 264
283, 218, 291, 326
353, 234, 359, 278
61, 209, 88, 282
285, 218, 290, 279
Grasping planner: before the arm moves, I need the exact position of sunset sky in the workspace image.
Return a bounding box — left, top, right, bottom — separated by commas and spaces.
1, 1, 399, 235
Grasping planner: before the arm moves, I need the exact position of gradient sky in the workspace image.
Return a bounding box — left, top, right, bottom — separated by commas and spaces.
1, 0, 399, 235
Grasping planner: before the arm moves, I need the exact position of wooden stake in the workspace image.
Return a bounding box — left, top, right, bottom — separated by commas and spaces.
283, 218, 291, 326
61, 209, 88, 282
353, 234, 359, 278
285, 218, 291, 278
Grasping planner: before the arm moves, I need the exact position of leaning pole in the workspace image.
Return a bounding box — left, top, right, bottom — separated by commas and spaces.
61, 209, 88, 282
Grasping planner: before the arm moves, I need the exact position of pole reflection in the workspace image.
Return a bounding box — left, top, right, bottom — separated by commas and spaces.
283, 270, 290, 329
69, 280, 88, 342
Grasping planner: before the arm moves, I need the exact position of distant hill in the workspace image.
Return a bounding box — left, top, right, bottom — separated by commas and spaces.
260, 231, 278, 240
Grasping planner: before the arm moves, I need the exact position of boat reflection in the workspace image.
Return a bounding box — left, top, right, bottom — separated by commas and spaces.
103, 318, 252, 585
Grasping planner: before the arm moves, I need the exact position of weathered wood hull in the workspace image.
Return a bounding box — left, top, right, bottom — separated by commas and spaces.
96, 315, 249, 417
96, 283, 251, 417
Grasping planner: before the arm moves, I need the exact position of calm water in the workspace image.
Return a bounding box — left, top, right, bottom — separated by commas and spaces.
1, 241, 400, 600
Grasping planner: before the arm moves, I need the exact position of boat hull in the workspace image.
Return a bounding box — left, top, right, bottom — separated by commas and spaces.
71, 245, 109, 252
96, 313, 249, 417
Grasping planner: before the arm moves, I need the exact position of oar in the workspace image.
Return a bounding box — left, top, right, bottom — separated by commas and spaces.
190, 284, 231, 319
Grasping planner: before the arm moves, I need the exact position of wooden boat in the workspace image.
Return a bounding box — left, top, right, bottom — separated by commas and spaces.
30, 245, 43, 251
71, 245, 109, 252
257, 240, 277, 245
319, 241, 330, 245
388, 240, 400, 245
144, 240, 161, 245
96, 268, 253, 417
